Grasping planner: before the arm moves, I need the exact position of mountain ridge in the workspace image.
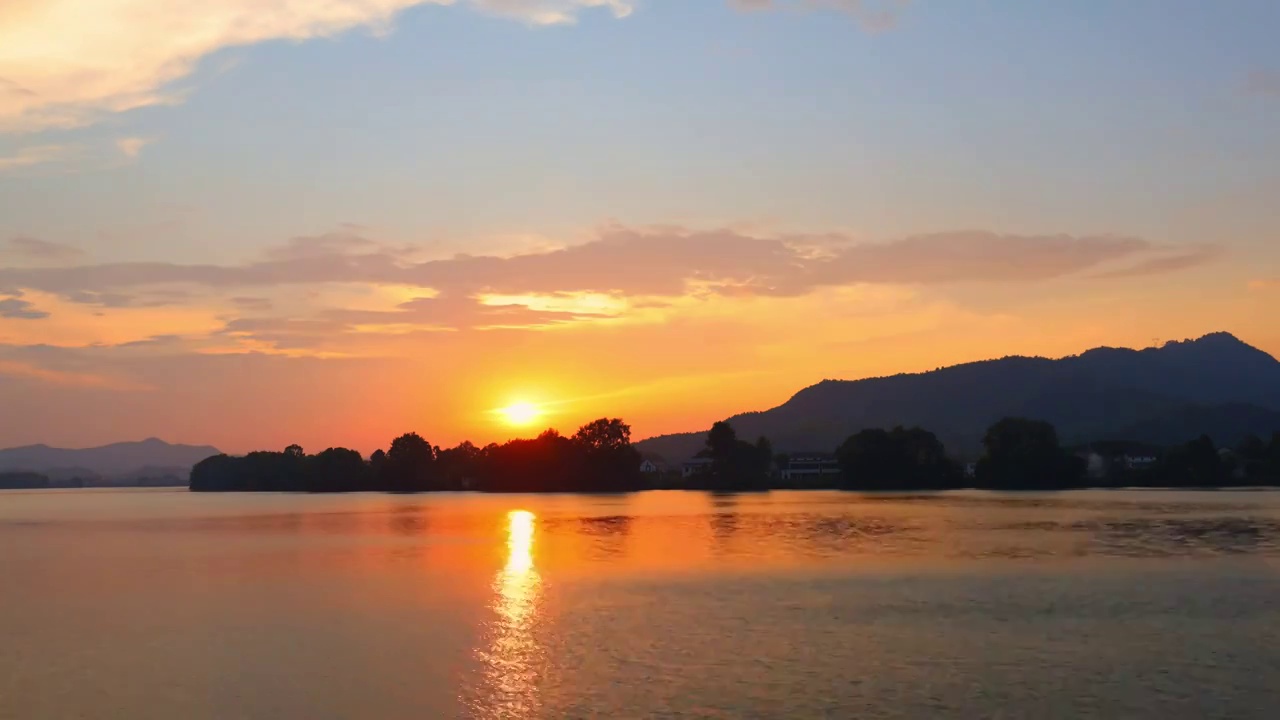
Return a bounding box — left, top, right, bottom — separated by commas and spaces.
636, 333, 1280, 462
0, 439, 222, 479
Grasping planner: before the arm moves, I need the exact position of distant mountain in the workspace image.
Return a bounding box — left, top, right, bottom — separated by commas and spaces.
0, 438, 221, 479
636, 333, 1280, 462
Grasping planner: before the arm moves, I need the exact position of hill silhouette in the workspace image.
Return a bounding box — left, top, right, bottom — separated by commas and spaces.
636, 333, 1280, 462
0, 438, 222, 480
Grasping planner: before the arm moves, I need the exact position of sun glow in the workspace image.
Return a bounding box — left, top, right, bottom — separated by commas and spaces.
496, 401, 543, 427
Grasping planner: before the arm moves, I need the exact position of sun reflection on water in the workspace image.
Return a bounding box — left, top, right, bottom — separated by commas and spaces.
471, 509, 543, 719
505, 509, 535, 577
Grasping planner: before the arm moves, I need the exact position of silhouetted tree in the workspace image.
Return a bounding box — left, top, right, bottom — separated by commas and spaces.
1272, 432, 1280, 477
574, 418, 630, 453
1235, 435, 1271, 482
369, 449, 387, 477
385, 432, 436, 491
190, 454, 238, 492
696, 421, 771, 490
1157, 434, 1228, 487
836, 426, 959, 490
755, 437, 774, 474
573, 418, 642, 492
975, 418, 1084, 489
307, 447, 367, 492
836, 428, 895, 488
436, 441, 481, 490
706, 421, 738, 459
774, 453, 791, 472
479, 429, 575, 492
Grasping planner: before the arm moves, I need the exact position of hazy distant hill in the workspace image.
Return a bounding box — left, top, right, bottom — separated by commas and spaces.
0, 438, 222, 479
636, 333, 1280, 462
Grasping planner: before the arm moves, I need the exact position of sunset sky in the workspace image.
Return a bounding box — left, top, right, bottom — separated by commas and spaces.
2, 0, 1278, 454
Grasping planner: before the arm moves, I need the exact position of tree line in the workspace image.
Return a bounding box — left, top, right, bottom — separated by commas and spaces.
190, 418, 642, 493
834, 419, 1280, 490
673, 417, 1078, 491
688, 417, 1280, 491
0, 471, 186, 490
0, 472, 51, 490
186, 415, 1280, 494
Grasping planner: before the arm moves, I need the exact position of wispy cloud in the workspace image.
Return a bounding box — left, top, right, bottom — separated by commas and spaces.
0, 0, 902, 134
230, 296, 275, 312
0, 294, 49, 320
0, 225, 1217, 357
1089, 245, 1223, 279
0, 0, 639, 133
115, 136, 154, 159
0, 227, 1193, 301
470, 0, 633, 25
0, 144, 74, 171
3, 236, 84, 262
0, 359, 149, 391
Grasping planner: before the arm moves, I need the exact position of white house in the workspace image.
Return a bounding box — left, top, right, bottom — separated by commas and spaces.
639, 459, 663, 474
1123, 455, 1158, 470
681, 458, 714, 478
781, 453, 839, 481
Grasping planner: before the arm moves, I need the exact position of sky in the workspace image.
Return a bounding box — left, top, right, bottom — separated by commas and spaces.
1, 0, 1278, 454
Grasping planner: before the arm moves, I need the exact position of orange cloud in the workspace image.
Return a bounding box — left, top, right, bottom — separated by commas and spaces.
0, 225, 1223, 358
0, 226, 1206, 299
0, 290, 224, 348
1, 270, 1275, 453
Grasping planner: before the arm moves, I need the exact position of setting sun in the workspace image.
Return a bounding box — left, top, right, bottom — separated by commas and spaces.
497, 402, 543, 427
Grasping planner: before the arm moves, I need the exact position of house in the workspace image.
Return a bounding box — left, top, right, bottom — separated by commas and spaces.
681, 458, 714, 478
781, 453, 839, 481
1080, 451, 1107, 479
639, 459, 663, 474
1123, 455, 1157, 471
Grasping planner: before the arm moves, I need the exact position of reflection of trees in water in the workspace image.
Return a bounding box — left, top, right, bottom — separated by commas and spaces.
387, 504, 428, 536
709, 494, 741, 543
711, 512, 740, 542
577, 515, 632, 559
804, 515, 905, 540
789, 514, 916, 557
702, 499, 917, 558
1085, 516, 1280, 557
993, 515, 1280, 557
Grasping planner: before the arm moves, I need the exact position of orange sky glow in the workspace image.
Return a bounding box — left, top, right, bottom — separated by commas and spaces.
2, 1, 1278, 454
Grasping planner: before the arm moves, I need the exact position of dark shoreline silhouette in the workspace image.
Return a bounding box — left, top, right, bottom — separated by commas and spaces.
180, 416, 1280, 495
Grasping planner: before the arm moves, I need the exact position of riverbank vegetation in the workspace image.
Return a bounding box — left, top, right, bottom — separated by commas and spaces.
186, 415, 1280, 494
191, 418, 642, 493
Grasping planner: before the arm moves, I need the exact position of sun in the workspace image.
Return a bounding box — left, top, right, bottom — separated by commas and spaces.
497, 401, 543, 427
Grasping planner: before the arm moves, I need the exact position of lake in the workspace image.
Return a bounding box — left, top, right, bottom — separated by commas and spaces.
2, 489, 1280, 719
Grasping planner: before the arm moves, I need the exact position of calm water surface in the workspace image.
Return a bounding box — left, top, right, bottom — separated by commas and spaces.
3, 489, 1280, 719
